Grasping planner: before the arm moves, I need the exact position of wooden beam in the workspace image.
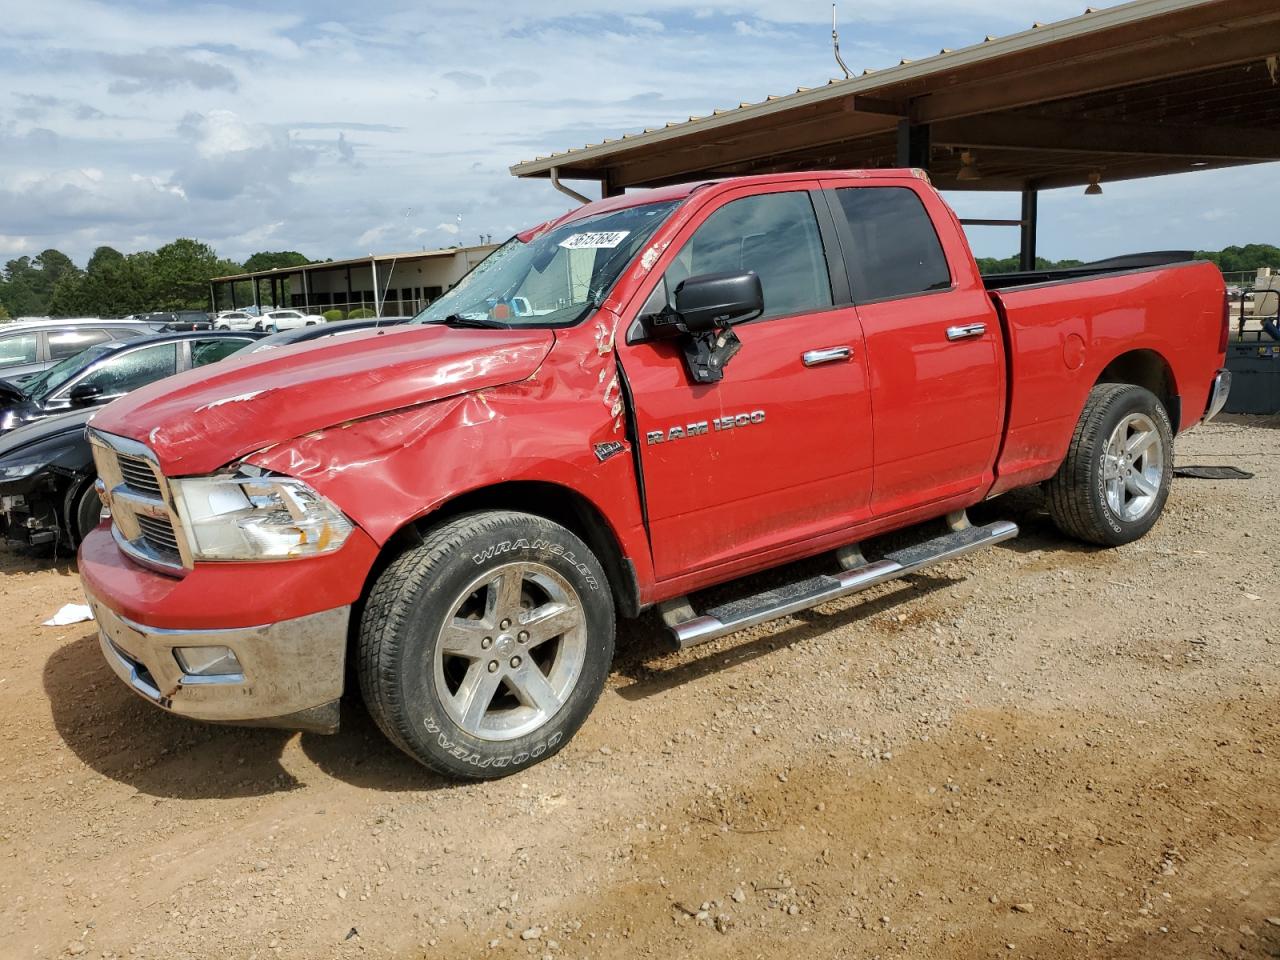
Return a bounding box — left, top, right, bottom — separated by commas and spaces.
609, 108, 896, 188
933, 114, 1280, 161
915, 18, 1280, 124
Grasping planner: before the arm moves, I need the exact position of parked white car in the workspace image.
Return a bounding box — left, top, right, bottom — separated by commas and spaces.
213, 311, 260, 331
257, 309, 324, 332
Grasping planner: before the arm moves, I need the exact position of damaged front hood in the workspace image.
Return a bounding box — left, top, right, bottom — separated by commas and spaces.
89, 324, 554, 475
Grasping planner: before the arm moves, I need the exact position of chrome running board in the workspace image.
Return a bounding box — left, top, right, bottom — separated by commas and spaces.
662, 520, 1018, 650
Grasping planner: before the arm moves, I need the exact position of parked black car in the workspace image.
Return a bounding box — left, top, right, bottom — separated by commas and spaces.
0, 321, 154, 384
0, 408, 100, 549
125, 310, 214, 331
248, 315, 413, 352
0, 331, 264, 549
0, 330, 263, 436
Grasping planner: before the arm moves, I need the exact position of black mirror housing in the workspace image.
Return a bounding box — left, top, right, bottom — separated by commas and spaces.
673, 271, 763, 334
68, 383, 104, 406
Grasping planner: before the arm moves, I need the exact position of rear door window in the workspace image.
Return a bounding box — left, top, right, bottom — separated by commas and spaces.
666, 191, 832, 321
48, 328, 112, 360
191, 338, 250, 367
831, 187, 952, 302
0, 332, 38, 366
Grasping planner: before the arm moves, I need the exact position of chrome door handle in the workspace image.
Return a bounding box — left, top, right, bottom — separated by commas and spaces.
946, 323, 986, 341
802, 345, 853, 367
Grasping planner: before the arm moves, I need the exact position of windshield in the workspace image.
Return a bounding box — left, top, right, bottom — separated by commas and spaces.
414, 200, 680, 328
21, 344, 113, 402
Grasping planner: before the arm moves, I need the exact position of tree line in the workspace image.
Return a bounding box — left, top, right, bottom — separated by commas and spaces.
0, 243, 310, 322
977, 244, 1280, 277
2, 239, 1276, 323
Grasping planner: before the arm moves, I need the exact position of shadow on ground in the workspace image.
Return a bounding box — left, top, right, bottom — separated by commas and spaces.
43, 631, 446, 799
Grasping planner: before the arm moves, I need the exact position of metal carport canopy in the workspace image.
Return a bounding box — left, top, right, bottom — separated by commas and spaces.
509, 0, 1280, 196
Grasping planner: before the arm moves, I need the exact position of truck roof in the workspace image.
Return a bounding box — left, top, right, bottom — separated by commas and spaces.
522, 168, 929, 241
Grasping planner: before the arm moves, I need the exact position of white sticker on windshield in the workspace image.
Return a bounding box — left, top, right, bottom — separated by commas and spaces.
559, 231, 630, 250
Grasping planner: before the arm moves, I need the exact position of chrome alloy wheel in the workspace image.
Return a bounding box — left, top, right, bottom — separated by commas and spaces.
1102, 412, 1165, 522
433, 561, 587, 741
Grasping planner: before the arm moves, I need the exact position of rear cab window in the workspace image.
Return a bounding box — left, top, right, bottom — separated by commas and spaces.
831, 186, 952, 302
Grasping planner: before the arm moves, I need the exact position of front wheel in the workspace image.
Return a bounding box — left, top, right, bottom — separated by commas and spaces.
68, 479, 105, 547
357, 511, 615, 779
1045, 383, 1174, 546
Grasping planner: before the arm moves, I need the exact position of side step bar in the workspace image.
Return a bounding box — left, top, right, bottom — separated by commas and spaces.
664, 520, 1018, 650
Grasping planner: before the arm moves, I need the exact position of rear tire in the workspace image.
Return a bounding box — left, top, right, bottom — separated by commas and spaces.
1045, 383, 1173, 546
357, 511, 615, 779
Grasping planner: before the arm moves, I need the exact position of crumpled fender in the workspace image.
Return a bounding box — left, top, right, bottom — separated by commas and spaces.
89, 325, 554, 476
243, 315, 651, 575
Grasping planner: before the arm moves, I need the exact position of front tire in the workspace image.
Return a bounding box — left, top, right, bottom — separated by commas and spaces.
68, 479, 105, 547
357, 511, 615, 779
1045, 383, 1174, 546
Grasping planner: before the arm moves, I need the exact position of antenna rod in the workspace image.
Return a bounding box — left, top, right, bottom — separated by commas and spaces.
832, 2, 852, 80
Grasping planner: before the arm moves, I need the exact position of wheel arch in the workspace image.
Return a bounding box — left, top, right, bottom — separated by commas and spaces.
1093, 348, 1181, 430
372, 480, 642, 620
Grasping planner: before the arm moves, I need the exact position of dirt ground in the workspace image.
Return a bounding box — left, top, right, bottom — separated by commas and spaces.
2, 417, 1278, 960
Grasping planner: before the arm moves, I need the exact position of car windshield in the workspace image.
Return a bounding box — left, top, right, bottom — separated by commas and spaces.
21, 344, 114, 402
413, 200, 681, 328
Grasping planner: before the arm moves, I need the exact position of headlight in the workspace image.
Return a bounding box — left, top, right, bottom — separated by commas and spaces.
0, 459, 42, 482
170, 471, 353, 561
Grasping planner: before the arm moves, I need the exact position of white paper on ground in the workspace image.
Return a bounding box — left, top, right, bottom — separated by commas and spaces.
43, 603, 94, 626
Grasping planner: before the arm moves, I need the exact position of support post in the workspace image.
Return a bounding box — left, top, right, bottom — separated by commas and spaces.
896, 119, 931, 170
208, 282, 216, 314
252, 276, 260, 313
230, 281, 237, 310
301, 269, 311, 313
371, 258, 381, 318
1019, 186, 1039, 272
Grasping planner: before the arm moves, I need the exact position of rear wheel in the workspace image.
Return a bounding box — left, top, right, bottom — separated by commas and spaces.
358, 511, 614, 779
1045, 383, 1173, 546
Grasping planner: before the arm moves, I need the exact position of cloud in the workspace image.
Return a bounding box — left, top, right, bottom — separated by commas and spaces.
100, 49, 238, 95
172, 110, 314, 201
443, 71, 486, 89
15, 94, 106, 123
623, 16, 665, 32
336, 132, 357, 165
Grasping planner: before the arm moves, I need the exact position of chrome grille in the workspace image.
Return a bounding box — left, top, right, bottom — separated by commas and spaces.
116, 455, 162, 498
135, 514, 182, 560
88, 429, 190, 575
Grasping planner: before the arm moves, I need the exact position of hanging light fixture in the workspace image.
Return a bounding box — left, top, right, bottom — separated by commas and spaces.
1084, 171, 1104, 196
956, 150, 983, 182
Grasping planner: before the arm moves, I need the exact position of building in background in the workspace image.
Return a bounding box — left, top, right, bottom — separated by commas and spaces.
209, 243, 499, 318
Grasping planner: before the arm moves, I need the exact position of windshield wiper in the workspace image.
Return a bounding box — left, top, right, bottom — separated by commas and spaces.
431, 314, 510, 330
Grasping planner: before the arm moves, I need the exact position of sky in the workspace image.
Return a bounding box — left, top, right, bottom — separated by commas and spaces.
0, 0, 1274, 267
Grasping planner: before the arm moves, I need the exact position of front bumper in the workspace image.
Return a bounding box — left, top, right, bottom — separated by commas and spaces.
1203, 367, 1232, 423
85, 583, 349, 733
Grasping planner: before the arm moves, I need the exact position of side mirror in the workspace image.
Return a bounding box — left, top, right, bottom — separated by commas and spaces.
673, 271, 763, 334
68, 383, 104, 406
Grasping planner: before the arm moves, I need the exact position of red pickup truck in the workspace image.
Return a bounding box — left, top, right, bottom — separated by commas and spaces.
80, 170, 1230, 779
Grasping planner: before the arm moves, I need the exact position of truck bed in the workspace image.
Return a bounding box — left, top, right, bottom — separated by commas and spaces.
982, 251, 1197, 291
985, 257, 1225, 498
